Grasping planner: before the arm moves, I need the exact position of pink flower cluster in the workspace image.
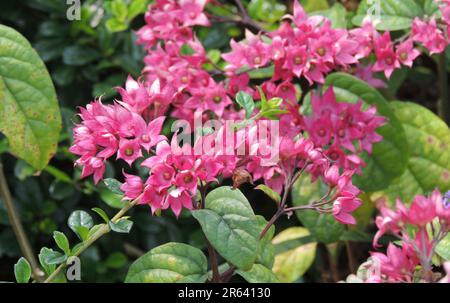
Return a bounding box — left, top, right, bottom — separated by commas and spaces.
304, 87, 385, 172
223, 1, 362, 84
69, 100, 166, 184
363, 190, 450, 282
222, 0, 450, 83
136, 0, 210, 48
120, 137, 230, 217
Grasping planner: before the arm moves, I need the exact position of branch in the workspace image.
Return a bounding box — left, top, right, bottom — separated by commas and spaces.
199, 183, 221, 283
43, 195, 141, 283
438, 52, 450, 125
0, 160, 44, 282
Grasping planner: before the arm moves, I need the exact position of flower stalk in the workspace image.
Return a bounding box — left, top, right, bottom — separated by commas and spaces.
0, 161, 44, 282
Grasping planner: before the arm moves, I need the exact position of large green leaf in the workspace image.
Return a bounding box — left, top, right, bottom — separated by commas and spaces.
291, 174, 345, 243
312, 3, 348, 29
325, 73, 409, 192
236, 264, 279, 283
371, 102, 450, 205
436, 234, 450, 261
352, 0, 423, 31
271, 227, 317, 282
191, 186, 260, 270
0, 24, 61, 170
125, 242, 208, 283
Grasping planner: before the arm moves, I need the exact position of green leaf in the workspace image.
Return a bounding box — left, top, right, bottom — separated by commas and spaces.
292, 174, 345, 243
236, 91, 256, 119
125, 242, 208, 283
38, 247, 56, 276
248, 0, 286, 23
312, 3, 348, 29
128, 0, 149, 20
436, 234, 450, 261
180, 44, 196, 56
103, 178, 123, 195
324, 73, 409, 192
272, 227, 317, 282
100, 188, 124, 209
92, 207, 109, 223
44, 250, 67, 265
109, 218, 133, 233
352, 0, 423, 31
53, 231, 70, 255
0, 25, 61, 170
191, 186, 260, 270
111, 0, 128, 22
86, 223, 106, 240
105, 18, 128, 33
68, 210, 94, 241
371, 102, 450, 205
255, 184, 281, 203
14, 257, 31, 283
236, 264, 279, 283
300, 0, 329, 12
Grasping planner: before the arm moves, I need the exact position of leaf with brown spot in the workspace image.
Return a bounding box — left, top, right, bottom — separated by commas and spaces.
0, 25, 61, 170
372, 102, 450, 205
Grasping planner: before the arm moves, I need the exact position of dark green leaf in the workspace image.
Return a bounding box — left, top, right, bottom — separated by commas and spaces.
125, 242, 208, 283
191, 186, 260, 270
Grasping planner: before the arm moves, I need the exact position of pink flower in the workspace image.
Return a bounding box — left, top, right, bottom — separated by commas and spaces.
141, 187, 166, 214
354, 64, 386, 88
370, 244, 418, 282
372, 32, 400, 79
117, 139, 143, 166
178, 0, 210, 27
263, 166, 285, 194
411, 18, 447, 55
332, 193, 362, 225
147, 163, 175, 192
137, 116, 167, 151
164, 188, 194, 217
406, 194, 436, 226
121, 173, 144, 200
323, 164, 340, 187
175, 170, 198, 193
396, 39, 420, 68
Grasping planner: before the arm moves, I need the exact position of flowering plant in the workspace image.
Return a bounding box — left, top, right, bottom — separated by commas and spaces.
1, 0, 449, 283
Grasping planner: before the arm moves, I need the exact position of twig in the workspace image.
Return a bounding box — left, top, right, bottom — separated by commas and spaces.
123, 243, 144, 259
199, 183, 221, 283
438, 52, 450, 125
43, 195, 141, 283
344, 241, 356, 274
0, 161, 44, 282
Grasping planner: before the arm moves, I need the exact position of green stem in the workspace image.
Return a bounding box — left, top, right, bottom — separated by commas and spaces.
438, 51, 450, 125
0, 160, 44, 282
43, 196, 141, 283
